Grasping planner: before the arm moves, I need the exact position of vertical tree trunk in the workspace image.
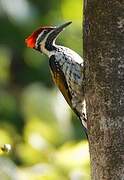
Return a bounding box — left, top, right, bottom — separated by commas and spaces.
83, 0, 124, 179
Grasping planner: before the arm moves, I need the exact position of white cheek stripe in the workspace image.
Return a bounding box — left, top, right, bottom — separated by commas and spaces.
36, 33, 55, 57
35, 31, 44, 49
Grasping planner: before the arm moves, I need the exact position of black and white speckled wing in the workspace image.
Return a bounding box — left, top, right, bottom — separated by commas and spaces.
54, 47, 87, 129
49, 47, 87, 129
49, 55, 72, 108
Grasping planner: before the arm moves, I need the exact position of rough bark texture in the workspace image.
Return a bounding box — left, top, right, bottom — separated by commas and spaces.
83, 0, 124, 180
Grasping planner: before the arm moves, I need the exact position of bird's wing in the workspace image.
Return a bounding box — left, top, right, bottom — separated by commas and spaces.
49, 55, 72, 107
49, 55, 88, 133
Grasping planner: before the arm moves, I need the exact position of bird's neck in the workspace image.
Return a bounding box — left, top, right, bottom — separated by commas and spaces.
41, 42, 60, 58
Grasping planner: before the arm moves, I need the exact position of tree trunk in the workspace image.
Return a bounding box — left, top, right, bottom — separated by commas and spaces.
83, 0, 124, 179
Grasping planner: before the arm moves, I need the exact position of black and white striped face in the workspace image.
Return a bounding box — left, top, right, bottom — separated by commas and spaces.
25, 26, 54, 51
25, 22, 72, 54
35, 28, 54, 51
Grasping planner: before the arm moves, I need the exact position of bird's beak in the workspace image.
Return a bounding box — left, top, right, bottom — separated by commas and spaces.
50, 21, 72, 40
55, 21, 72, 34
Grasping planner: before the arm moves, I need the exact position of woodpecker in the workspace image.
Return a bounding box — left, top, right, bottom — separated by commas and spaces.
25, 22, 87, 133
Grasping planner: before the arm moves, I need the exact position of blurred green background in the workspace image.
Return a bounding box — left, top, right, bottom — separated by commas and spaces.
0, 0, 90, 179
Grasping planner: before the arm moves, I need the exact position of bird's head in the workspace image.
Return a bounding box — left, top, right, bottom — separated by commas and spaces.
25, 21, 72, 54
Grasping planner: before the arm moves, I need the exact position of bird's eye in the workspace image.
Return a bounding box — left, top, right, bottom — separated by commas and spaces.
43, 29, 50, 35
43, 30, 47, 33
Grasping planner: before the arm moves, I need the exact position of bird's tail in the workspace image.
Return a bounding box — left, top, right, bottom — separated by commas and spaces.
79, 114, 88, 139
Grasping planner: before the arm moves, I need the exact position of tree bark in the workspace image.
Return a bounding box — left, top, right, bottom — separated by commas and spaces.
83, 0, 124, 179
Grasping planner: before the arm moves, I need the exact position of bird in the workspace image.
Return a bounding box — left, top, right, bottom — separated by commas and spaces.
25, 21, 87, 135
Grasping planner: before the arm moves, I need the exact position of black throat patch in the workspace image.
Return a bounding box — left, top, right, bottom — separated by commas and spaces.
45, 33, 57, 51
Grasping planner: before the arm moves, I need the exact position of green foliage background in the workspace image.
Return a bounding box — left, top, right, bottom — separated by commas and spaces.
0, 0, 90, 179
